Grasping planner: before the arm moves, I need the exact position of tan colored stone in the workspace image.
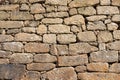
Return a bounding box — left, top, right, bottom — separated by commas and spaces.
69, 8, 77, 15
69, 0, 99, 7
0, 59, 9, 64
20, 4, 29, 10
41, 67, 77, 80
0, 35, 14, 42
37, 25, 47, 34
78, 7, 96, 15
86, 15, 107, 21
87, 21, 106, 30
7, 29, 21, 34
15, 33, 42, 41
64, 15, 85, 25
100, 0, 110, 5
27, 63, 55, 71
113, 30, 120, 39
58, 6, 68, 11
97, 6, 119, 14
9, 0, 27, 3
10, 53, 33, 63
49, 24, 70, 33
71, 25, 82, 33
109, 63, 120, 73
3, 42, 23, 52
29, 0, 44, 3
11, 12, 33, 20
75, 66, 86, 72
107, 22, 118, 30
44, 12, 69, 18
0, 5, 19, 10
99, 43, 106, 50
43, 34, 56, 43
98, 31, 113, 42
78, 73, 120, 80
69, 43, 98, 54
30, 4, 45, 13
87, 63, 109, 72
0, 11, 10, 20
112, 15, 120, 22
42, 18, 63, 24
57, 34, 76, 44
25, 43, 49, 53
0, 21, 23, 29
34, 54, 57, 63
77, 31, 96, 41
0, 50, 12, 58
45, 0, 68, 5
58, 54, 88, 66
22, 27, 36, 33
107, 41, 120, 50
34, 14, 43, 20
90, 51, 118, 62
112, 0, 120, 6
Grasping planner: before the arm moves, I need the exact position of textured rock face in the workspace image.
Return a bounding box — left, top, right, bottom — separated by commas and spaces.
1, 0, 120, 80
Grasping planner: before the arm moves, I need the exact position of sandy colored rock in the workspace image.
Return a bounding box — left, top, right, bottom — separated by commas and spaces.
43, 34, 56, 43
0, 35, 14, 42
100, 0, 110, 5
69, 0, 99, 7
86, 15, 107, 21
77, 31, 96, 41
113, 30, 120, 39
0, 50, 12, 58
107, 41, 120, 50
45, 0, 68, 5
109, 63, 120, 73
87, 63, 109, 72
57, 34, 76, 44
0, 5, 19, 10
75, 66, 86, 72
22, 27, 36, 33
27, 63, 55, 71
58, 54, 88, 66
107, 22, 118, 30
112, 0, 120, 6
112, 15, 120, 22
69, 43, 98, 54
0, 11, 10, 20
41, 67, 77, 80
25, 43, 49, 53
42, 18, 63, 24
29, 0, 44, 3
90, 51, 118, 62
37, 25, 47, 34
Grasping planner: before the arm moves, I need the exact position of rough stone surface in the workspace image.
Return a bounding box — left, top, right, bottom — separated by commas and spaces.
107, 41, 120, 50
112, 0, 120, 6
0, 35, 14, 42
109, 63, 120, 73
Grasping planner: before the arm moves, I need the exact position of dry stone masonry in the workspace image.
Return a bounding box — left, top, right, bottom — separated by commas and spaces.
0, 0, 120, 80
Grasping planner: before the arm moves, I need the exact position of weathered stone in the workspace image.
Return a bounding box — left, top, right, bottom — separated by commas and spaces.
98, 31, 113, 42
7, 29, 21, 34
44, 12, 69, 18
112, 15, 120, 22
0, 11, 10, 20
3, 42, 23, 52
50, 44, 68, 55
113, 30, 120, 39
58, 6, 68, 11
0, 50, 12, 58
107, 41, 120, 50
75, 66, 86, 72
15, 33, 42, 41
107, 22, 118, 30
69, 43, 98, 54
9, 0, 27, 3
34, 14, 43, 20
69, 8, 77, 15
78, 73, 120, 80
11, 12, 33, 20
90, 51, 118, 62
20, 4, 29, 10
109, 63, 120, 73
34, 54, 57, 62
48, 24, 70, 33
71, 25, 82, 33
64, 15, 85, 25
100, 0, 110, 5
57, 34, 76, 44
43, 34, 56, 43
105, 19, 111, 24
0, 5, 19, 10
69, 0, 99, 7
45, 5, 56, 12
87, 63, 109, 72
58, 54, 88, 66
99, 43, 106, 50
28, 21, 39, 27
97, 6, 119, 14
77, 31, 96, 41
27, 63, 55, 71
37, 25, 47, 34
25, 43, 49, 53
22, 27, 36, 33
87, 21, 106, 30
41, 67, 77, 80
112, 0, 120, 6
0, 59, 9, 64
45, 0, 68, 5
0, 21, 23, 29
42, 18, 63, 24
21, 71, 40, 80
30, 4, 45, 13
0, 64, 25, 79
10, 53, 33, 63
78, 7, 96, 15
0, 35, 14, 42
86, 15, 107, 21
29, 0, 44, 3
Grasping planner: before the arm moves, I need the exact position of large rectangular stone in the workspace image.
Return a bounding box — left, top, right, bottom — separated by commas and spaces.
0, 5, 19, 11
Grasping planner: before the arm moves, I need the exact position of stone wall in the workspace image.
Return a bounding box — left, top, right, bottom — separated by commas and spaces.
0, 0, 120, 80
